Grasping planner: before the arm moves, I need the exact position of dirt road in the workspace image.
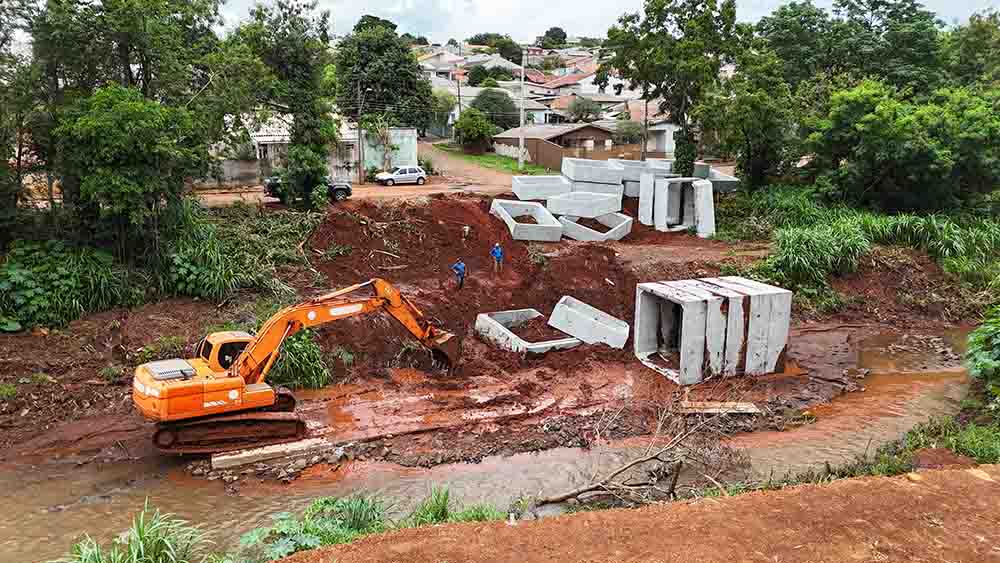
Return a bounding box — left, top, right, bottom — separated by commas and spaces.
197, 142, 512, 207
285, 465, 1000, 563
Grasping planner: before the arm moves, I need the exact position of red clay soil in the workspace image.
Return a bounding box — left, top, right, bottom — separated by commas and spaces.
509, 317, 573, 342
574, 217, 612, 233
513, 214, 539, 225
284, 465, 1000, 563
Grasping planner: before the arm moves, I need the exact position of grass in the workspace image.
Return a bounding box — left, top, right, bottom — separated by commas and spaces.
56, 501, 212, 563
136, 335, 187, 364
99, 365, 124, 383
0, 383, 16, 400
228, 486, 506, 561
436, 143, 552, 175
321, 244, 353, 260
714, 186, 1000, 312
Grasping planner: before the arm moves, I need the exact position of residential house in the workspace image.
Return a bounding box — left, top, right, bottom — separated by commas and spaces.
248, 117, 417, 183
462, 53, 523, 73
418, 49, 465, 81
605, 99, 679, 154
447, 86, 553, 125
492, 123, 617, 169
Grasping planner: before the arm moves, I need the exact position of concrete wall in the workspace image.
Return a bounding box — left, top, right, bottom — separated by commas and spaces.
561, 158, 624, 185
633, 277, 792, 385
193, 159, 261, 189
361, 128, 418, 171
559, 213, 633, 242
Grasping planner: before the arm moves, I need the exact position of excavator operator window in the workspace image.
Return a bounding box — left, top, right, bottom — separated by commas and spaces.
199, 339, 214, 361
218, 341, 249, 370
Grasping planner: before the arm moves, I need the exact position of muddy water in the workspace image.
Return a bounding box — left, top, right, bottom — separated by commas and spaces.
0, 331, 970, 562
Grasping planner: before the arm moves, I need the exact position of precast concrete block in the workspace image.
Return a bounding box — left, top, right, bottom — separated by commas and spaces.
638, 172, 655, 225
633, 277, 792, 384
548, 296, 630, 349
561, 158, 624, 185
692, 179, 715, 238
512, 175, 572, 200
571, 180, 624, 197
559, 213, 633, 242
623, 180, 640, 198
490, 199, 563, 242
547, 191, 621, 218
608, 159, 673, 183
645, 158, 675, 173
693, 161, 711, 179
708, 169, 740, 193
475, 309, 581, 354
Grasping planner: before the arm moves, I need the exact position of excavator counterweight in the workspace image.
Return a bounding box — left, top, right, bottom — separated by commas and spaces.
132, 279, 460, 454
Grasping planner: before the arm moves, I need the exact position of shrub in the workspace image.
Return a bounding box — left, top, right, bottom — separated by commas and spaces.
406, 486, 451, 526
968, 307, 1000, 399
450, 504, 506, 523
0, 383, 16, 400
418, 156, 436, 175
56, 502, 212, 563
0, 240, 137, 328
768, 222, 870, 286
453, 108, 496, 152
268, 330, 330, 389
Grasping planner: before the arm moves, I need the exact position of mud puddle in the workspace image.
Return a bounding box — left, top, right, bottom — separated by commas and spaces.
0, 329, 970, 562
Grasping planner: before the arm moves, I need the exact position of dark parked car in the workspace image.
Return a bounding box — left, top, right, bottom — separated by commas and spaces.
264, 176, 352, 203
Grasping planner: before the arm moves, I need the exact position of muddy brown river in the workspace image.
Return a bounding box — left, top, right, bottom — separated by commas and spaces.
0, 331, 970, 562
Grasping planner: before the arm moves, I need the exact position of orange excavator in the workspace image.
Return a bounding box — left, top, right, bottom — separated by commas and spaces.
132, 279, 460, 454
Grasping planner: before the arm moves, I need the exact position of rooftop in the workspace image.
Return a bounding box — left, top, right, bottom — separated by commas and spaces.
494, 122, 614, 140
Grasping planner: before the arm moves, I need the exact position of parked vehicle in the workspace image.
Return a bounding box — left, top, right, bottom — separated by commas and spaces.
375, 166, 428, 186
263, 176, 352, 203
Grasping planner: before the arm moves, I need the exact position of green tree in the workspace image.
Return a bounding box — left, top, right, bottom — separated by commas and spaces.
335, 24, 434, 134
447, 38, 459, 47
355, 14, 397, 32
756, 1, 847, 88
567, 97, 602, 123
55, 85, 207, 261
431, 89, 457, 129
833, 0, 942, 93
470, 88, 519, 130
943, 10, 1000, 86
540, 27, 567, 48
598, 0, 740, 170
809, 80, 1000, 211
493, 37, 522, 65
468, 65, 490, 86
480, 77, 500, 87
614, 119, 645, 144
696, 48, 795, 189
235, 0, 337, 208
467, 33, 507, 46
453, 108, 495, 152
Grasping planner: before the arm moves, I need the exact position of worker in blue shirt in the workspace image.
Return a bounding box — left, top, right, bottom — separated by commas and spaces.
451, 259, 467, 290
490, 243, 504, 275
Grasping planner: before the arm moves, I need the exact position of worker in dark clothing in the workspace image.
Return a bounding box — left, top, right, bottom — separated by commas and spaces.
490, 243, 504, 275
451, 259, 467, 290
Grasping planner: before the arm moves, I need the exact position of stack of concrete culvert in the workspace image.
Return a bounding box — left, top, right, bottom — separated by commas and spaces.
493, 156, 733, 242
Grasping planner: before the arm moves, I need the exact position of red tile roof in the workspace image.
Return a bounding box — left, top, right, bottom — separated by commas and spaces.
524, 69, 552, 84
541, 72, 594, 89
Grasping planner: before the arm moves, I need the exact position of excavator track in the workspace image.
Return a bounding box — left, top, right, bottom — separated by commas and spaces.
153, 389, 307, 454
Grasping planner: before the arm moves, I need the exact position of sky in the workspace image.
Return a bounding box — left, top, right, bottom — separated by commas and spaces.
218, 0, 999, 44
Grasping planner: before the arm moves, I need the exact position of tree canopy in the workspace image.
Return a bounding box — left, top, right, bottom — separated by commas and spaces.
567, 97, 602, 123
334, 23, 434, 134
540, 27, 567, 48
470, 89, 519, 131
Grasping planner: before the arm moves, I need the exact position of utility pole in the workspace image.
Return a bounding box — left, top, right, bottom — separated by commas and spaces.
641, 94, 649, 162
518, 47, 525, 170
456, 43, 463, 123
357, 86, 372, 183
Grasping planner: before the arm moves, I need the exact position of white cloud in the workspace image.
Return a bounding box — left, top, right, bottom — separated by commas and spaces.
220, 0, 997, 44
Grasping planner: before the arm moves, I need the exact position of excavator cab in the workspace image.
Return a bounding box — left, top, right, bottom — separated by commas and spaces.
197, 331, 254, 373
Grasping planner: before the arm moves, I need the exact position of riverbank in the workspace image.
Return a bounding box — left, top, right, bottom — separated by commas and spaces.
282, 464, 1000, 563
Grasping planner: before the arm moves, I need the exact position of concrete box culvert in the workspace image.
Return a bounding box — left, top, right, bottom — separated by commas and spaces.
490, 199, 563, 242
559, 213, 633, 242
571, 180, 624, 197
608, 158, 674, 183
561, 158, 625, 185
547, 192, 621, 218
475, 309, 581, 354
623, 180, 640, 198
512, 175, 572, 201
633, 277, 791, 385
548, 296, 630, 349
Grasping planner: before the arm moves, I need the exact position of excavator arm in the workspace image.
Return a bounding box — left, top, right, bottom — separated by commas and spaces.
231, 279, 459, 385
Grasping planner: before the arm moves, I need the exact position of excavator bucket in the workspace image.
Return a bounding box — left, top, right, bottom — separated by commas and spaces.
429, 330, 462, 370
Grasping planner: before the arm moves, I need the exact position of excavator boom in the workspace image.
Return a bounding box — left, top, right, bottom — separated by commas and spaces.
132, 279, 460, 454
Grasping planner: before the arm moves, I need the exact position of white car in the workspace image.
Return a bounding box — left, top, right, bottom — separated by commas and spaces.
375, 166, 428, 186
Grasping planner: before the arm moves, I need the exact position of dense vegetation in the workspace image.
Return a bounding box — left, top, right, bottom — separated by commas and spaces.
57, 488, 505, 563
